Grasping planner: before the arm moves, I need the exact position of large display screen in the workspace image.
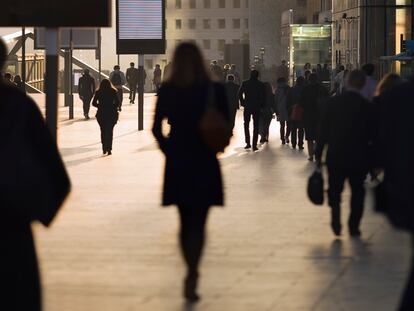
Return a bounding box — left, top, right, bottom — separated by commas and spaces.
116, 0, 166, 54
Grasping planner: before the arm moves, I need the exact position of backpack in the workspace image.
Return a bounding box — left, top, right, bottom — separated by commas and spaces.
111, 72, 122, 86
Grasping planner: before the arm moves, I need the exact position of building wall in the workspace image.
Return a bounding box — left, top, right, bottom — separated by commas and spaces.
307, 0, 332, 23
249, 0, 307, 69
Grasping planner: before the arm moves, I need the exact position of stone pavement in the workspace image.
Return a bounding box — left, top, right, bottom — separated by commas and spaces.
30, 94, 411, 311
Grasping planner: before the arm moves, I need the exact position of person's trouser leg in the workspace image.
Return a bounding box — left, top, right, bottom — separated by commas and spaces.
117, 88, 123, 108
252, 111, 260, 147
348, 171, 367, 234
130, 85, 137, 103
399, 237, 414, 311
307, 140, 315, 159
243, 110, 251, 146
83, 96, 92, 118
99, 121, 106, 152
106, 123, 115, 151
291, 122, 297, 147
328, 167, 346, 235
280, 121, 286, 143
298, 127, 305, 148
286, 121, 292, 142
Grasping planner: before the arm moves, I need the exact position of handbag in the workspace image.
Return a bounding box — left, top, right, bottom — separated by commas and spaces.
199, 83, 232, 154
291, 104, 304, 121
307, 167, 324, 205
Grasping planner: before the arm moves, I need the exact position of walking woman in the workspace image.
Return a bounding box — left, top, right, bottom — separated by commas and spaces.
259, 82, 275, 143
92, 79, 120, 155
152, 43, 229, 303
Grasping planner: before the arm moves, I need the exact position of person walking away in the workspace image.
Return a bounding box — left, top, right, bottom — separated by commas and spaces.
13, 74, 25, 92
276, 60, 289, 82
152, 43, 229, 303
315, 70, 374, 237
163, 61, 172, 81
153, 64, 162, 92
92, 79, 120, 155
3, 72, 14, 86
126, 62, 139, 104
210, 60, 223, 81
301, 73, 328, 161
287, 76, 305, 149
0, 39, 71, 311
223, 64, 230, 81
361, 63, 378, 101
238, 69, 265, 151
224, 74, 240, 132
331, 65, 345, 96
228, 64, 241, 85
109, 65, 126, 111
275, 77, 291, 145
259, 82, 275, 143
375, 76, 414, 311
78, 69, 96, 119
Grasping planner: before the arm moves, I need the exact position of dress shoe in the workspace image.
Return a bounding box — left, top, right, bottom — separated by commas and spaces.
253, 146, 259, 151
107, 151, 112, 155
244, 144, 251, 149
184, 273, 200, 303
331, 207, 342, 236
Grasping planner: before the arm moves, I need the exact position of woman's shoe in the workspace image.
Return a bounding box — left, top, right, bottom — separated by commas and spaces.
107, 150, 112, 155
184, 273, 200, 303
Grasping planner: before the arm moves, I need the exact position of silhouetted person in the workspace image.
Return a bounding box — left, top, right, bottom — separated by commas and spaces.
92, 79, 120, 155
320, 63, 330, 82
260, 82, 275, 143
227, 64, 241, 85
276, 60, 289, 82
152, 43, 229, 303
332, 65, 346, 95
376, 76, 414, 311
0, 39, 70, 311
301, 73, 328, 161
126, 62, 139, 104
287, 76, 305, 149
238, 70, 265, 151
361, 63, 378, 101
153, 64, 162, 92
210, 60, 223, 81
109, 65, 126, 111
224, 74, 240, 132
13, 74, 25, 92
275, 77, 291, 145
315, 70, 373, 237
78, 69, 96, 119
4, 72, 13, 86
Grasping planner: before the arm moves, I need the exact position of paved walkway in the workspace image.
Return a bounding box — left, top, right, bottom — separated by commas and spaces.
31, 94, 411, 311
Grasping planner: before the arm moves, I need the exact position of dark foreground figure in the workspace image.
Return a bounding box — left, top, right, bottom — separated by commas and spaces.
316, 70, 373, 237
152, 43, 229, 303
377, 77, 414, 310
92, 79, 120, 155
0, 40, 70, 311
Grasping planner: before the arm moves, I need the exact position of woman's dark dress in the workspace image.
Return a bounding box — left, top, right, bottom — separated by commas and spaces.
152, 82, 229, 207
92, 89, 120, 152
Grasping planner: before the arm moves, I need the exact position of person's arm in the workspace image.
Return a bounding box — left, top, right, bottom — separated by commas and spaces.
126, 69, 130, 83
92, 92, 99, 108
113, 90, 121, 109
315, 99, 331, 166
91, 78, 96, 95
238, 82, 246, 107
151, 87, 169, 154
78, 78, 84, 98
121, 72, 127, 86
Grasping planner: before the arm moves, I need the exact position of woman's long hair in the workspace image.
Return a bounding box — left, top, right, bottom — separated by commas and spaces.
167, 43, 210, 88
98, 79, 116, 92
375, 73, 402, 97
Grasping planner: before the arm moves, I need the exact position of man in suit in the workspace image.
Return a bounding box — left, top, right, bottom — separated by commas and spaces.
126, 62, 139, 104
78, 69, 95, 119
238, 70, 265, 151
315, 70, 374, 237
224, 74, 240, 132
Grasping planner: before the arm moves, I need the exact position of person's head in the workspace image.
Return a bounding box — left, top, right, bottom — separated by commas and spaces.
114, 65, 120, 71
339, 65, 345, 71
346, 70, 367, 90
0, 39, 7, 72
250, 69, 259, 80
4, 72, 12, 81
227, 74, 235, 82
212, 60, 217, 65
130, 62, 135, 67
168, 43, 210, 87
13, 75, 22, 83
304, 62, 311, 70
277, 77, 287, 85
362, 63, 375, 77
155, 64, 160, 68
309, 73, 318, 84
231, 64, 236, 70
375, 73, 402, 96
98, 78, 116, 92
224, 64, 230, 70
83, 69, 90, 75
295, 76, 305, 86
